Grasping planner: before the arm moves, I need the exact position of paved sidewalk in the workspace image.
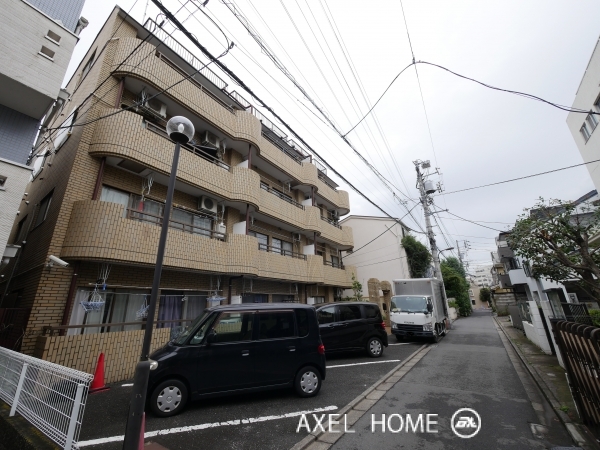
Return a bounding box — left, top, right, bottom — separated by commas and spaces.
307, 311, 576, 449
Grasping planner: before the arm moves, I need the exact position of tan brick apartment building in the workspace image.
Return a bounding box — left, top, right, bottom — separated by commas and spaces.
0, 7, 354, 382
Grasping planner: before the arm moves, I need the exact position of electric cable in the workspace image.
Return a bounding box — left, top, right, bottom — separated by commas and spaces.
344, 203, 420, 257
441, 158, 600, 195
148, 0, 422, 232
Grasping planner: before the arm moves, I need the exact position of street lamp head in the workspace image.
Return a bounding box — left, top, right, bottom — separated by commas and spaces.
166, 116, 195, 144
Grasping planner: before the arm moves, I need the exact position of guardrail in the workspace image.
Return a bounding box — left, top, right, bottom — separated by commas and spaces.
551, 320, 600, 439
0, 347, 93, 450
258, 243, 307, 260
321, 215, 342, 229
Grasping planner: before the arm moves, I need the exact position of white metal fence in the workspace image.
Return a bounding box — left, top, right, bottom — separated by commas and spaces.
0, 346, 94, 450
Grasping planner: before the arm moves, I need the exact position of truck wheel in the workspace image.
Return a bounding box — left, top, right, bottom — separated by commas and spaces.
431, 326, 439, 343
439, 321, 447, 336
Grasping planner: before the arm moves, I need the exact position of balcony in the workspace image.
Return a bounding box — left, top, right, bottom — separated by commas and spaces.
62, 200, 353, 286
508, 269, 528, 286
498, 274, 513, 289
111, 37, 351, 212
258, 243, 306, 260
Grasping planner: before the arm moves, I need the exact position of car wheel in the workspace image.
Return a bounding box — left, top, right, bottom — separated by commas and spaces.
366, 337, 384, 357
295, 366, 322, 397
150, 379, 188, 417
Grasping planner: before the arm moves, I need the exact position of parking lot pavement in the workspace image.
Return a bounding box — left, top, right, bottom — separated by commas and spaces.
78, 342, 421, 450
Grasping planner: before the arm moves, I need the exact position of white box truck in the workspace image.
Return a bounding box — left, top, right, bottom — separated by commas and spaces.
390, 278, 448, 343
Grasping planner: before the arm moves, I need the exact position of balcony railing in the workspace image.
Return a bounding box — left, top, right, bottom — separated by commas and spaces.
144, 18, 228, 91
260, 183, 304, 210
145, 121, 230, 171
324, 260, 345, 270
318, 173, 337, 191
321, 215, 342, 229
126, 208, 226, 240
258, 243, 307, 260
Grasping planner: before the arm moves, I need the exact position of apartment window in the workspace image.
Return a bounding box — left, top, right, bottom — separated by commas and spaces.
39, 46, 55, 60
260, 182, 269, 190
81, 49, 97, 80
30, 148, 48, 180
312, 296, 325, 305
53, 110, 78, 151
586, 113, 598, 131
45, 30, 61, 44
34, 191, 53, 228
272, 238, 293, 256
249, 230, 268, 250
581, 123, 591, 141
100, 186, 130, 215
13, 216, 28, 244
523, 260, 532, 277
471, 300, 476, 306
331, 255, 340, 268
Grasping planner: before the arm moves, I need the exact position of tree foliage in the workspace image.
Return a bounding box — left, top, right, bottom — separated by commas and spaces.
441, 258, 472, 316
479, 287, 491, 304
401, 235, 432, 278
508, 197, 600, 301
350, 273, 363, 301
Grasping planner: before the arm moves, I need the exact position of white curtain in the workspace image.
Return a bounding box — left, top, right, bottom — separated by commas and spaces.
100, 186, 130, 217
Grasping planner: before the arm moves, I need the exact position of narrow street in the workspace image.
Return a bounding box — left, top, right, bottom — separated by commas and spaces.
330, 310, 575, 449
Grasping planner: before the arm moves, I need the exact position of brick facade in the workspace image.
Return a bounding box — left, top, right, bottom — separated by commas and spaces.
0, 9, 355, 379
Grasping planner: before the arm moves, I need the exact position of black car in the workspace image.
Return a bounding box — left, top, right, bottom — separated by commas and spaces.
146, 303, 326, 417
315, 302, 388, 357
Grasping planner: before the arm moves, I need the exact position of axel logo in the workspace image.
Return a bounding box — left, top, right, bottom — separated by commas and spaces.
451, 408, 481, 439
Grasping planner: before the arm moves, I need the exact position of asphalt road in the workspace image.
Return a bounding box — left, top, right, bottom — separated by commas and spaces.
78, 340, 422, 450
332, 311, 574, 450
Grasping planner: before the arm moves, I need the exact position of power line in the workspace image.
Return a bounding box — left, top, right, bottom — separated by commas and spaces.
441, 158, 600, 195
344, 203, 420, 257
150, 0, 417, 232
444, 211, 505, 232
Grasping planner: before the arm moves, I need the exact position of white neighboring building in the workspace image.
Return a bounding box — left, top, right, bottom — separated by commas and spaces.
339, 216, 411, 297
567, 34, 600, 190
471, 265, 493, 288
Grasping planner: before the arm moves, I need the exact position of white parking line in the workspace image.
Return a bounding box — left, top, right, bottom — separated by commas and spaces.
121, 383, 133, 387
78, 405, 338, 447
327, 359, 400, 369
388, 343, 413, 346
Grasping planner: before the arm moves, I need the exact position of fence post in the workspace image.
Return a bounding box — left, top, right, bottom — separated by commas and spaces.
64, 383, 84, 450
9, 362, 28, 416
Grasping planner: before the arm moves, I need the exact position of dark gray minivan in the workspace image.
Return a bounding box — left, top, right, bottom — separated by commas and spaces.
146, 303, 326, 417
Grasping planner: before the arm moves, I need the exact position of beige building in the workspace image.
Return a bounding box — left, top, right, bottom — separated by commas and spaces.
0, 7, 354, 382
339, 216, 411, 298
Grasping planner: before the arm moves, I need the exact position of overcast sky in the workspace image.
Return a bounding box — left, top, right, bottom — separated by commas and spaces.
65, 0, 600, 271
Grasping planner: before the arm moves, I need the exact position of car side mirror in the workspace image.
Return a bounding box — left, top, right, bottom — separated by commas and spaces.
206, 330, 217, 345
427, 304, 433, 313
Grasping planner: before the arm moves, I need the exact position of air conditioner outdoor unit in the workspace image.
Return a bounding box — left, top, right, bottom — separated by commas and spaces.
201, 130, 219, 149
292, 233, 301, 241
144, 98, 167, 118
198, 196, 218, 214
331, 210, 339, 219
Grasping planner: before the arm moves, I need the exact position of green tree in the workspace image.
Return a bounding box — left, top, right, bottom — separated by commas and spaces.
350, 273, 363, 301
508, 197, 600, 302
441, 259, 472, 316
479, 287, 491, 305
442, 256, 466, 279
401, 235, 432, 278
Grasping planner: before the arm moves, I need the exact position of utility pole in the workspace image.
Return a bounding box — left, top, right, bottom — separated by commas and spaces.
414, 161, 442, 279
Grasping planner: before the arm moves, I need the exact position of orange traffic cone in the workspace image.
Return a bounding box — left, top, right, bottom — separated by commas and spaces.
139, 412, 145, 450
89, 353, 110, 393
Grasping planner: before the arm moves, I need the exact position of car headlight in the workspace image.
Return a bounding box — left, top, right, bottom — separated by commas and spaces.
149, 359, 159, 370
422, 323, 433, 332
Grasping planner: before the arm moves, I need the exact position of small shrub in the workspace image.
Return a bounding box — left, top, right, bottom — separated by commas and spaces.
590, 309, 600, 327
448, 300, 458, 309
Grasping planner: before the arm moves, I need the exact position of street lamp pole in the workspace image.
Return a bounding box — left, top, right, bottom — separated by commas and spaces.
123, 116, 195, 450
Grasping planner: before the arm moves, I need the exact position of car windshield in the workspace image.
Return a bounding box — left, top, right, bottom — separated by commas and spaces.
172, 310, 211, 345
390, 296, 428, 313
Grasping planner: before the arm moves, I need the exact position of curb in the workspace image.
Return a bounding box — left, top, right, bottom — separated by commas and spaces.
290, 343, 431, 450
493, 316, 600, 450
